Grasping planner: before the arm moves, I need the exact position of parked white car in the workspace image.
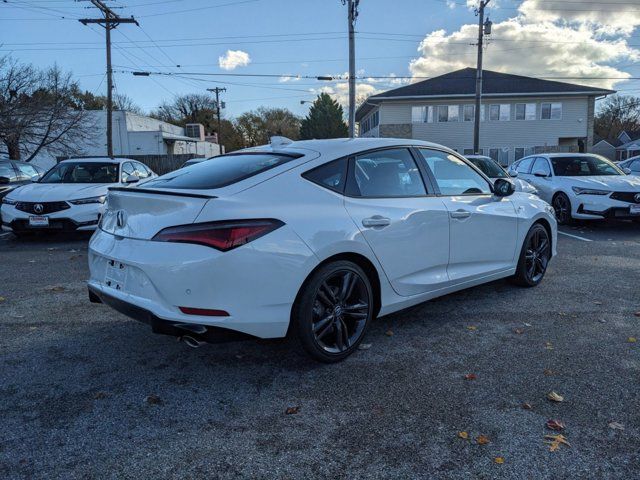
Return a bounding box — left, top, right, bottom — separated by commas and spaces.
87, 138, 557, 362
510, 153, 640, 224
617, 155, 640, 176
1, 157, 156, 236
465, 155, 538, 195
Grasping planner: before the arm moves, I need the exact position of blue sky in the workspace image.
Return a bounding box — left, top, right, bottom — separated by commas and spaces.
1, 0, 639, 119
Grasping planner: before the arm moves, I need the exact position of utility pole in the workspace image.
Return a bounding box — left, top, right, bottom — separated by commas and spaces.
207, 87, 226, 153
473, 0, 491, 154
79, 1, 138, 158
345, 0, 359, 138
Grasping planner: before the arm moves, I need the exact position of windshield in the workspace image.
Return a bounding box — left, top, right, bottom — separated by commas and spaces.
143, 153, 301, 190
40, 162, 119, 184
467, 157, 507, 178
551, 155, 622, 177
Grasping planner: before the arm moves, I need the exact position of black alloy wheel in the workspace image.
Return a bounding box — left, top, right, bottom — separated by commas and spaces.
552, 193, 572, 225
293, 261, 373, 362
511, 223, 551, 287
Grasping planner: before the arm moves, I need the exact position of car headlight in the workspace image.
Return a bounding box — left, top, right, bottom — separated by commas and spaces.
69, 195, 106, 205
571, 187, 611, 196
1, 197, 17, 205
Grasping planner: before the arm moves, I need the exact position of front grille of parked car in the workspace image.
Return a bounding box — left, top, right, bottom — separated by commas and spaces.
15, 201, 70, 214
610, 192, 640, 203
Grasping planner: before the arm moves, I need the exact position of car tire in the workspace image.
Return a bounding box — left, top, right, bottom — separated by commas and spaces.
552, 192, 573, 225
292, 260, 374, 363
510, 223, 552, 288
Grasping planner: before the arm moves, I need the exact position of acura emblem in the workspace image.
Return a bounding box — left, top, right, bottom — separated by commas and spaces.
635, 193, 640, 204
116, 210, 127, 228
33, 203, 44, 214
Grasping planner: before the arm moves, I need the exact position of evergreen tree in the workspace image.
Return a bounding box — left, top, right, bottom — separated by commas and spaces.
299, 93, 348, 139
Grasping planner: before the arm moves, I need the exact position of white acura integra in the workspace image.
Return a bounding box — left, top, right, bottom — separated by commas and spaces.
1, 157, 155, 236
510, 153, 640, 224
88, 138, 557, 362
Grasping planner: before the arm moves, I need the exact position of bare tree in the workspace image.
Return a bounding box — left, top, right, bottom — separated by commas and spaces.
0, 56, 96, 161
151, 93, 217, 125
595, 94, 640, 141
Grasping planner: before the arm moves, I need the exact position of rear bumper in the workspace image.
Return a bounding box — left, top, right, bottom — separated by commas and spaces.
88, 285, 254, 343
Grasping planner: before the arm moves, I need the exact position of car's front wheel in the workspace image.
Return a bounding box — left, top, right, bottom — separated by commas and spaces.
292, 260, 373, 363
511, 223, 551, 287
552, 192, 573, 225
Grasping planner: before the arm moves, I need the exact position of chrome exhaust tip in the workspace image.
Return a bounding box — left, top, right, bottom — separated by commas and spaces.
181, 335, 204, 348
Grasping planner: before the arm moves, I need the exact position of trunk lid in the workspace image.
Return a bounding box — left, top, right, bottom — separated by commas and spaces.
101, 187, 213, 240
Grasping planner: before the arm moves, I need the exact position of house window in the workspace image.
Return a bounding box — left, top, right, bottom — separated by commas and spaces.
541, 102, 562, 120
489, 104, 510, 121
411, 106, 434, 123
515, 147, 536, 160
488, 148, 499, 162
463, 105, 475, 122
437, 105, 459, 122
463, 148, 475, 155
498, 148, 510, 166
515, 103, 536, 121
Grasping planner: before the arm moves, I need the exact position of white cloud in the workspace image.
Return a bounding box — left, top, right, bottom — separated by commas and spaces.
278, 75, 301, 83
310, 82, 384, 109
218, 50, 251, 70
408, 3, 640, 90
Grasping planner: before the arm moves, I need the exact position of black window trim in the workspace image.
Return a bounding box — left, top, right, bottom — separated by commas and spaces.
413, 146, 495, 197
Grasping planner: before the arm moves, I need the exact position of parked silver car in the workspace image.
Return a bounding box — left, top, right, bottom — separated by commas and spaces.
617, 156, 640, 176
465, 155, 538, 195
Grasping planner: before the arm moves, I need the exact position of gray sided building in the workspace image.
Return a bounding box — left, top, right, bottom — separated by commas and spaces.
356, 68, 614, 166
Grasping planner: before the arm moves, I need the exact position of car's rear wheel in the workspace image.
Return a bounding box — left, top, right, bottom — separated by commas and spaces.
511, 223, 551, 287
552, 192, 573, 225
292, 261, 373, 363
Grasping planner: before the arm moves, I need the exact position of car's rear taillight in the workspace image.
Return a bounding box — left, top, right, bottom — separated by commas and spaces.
152, 219, 284, 251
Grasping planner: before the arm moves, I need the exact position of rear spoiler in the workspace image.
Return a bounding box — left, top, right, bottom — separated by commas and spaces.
108, 187, 216, 199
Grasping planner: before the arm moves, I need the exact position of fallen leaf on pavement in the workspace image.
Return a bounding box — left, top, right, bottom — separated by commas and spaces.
522, 403, 533, 410
543, 369, 555, 376
464, 373, 477, 381
384, 329, 393, 337
466, 325, 477, 331
494, 457, 505, 464
546, 419, 565, 431
285, 406, 300, 415
628, 337, 637, 343
547, 391, 564, 403
458, 431, 469, 440
594, 301, 602, 305
144, 394, 162, 405
358, 343, 372, 350
514, 328, 524, 335
545, 342, 554, 350
634, 312, 640, 318
608, 421, 625, 430
545, 434, 570, 452
0, 296, 5, 303
93, 391, 108, 400
476, 435, 490, 445
45, 285, 65, 293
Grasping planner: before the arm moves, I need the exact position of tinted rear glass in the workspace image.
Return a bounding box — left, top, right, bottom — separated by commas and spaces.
143, 153, 301, 190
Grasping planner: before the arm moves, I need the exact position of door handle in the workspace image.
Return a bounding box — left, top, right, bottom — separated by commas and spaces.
362, 216, 391, 228
450, 209, 471, 219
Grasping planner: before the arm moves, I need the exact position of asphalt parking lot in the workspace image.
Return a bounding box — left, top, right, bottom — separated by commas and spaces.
1, 222, 639, 479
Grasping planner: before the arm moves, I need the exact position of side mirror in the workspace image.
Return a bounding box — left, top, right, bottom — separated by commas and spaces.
0, 176, 10, 185
507, 169, 518, 178
494, 178, 516, 197
623, 167, 632, 175
533, 170, 549, 178
124, 174, 139, 184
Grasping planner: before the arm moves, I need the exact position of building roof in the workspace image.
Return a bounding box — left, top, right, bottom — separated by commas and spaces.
356, 68, 615, 120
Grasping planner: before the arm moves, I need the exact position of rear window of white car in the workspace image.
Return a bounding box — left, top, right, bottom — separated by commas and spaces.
143, 153, 302, 190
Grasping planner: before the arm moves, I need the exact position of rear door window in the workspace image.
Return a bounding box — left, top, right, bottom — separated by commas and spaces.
143, 153, 301, 190
531, 157, 551, 176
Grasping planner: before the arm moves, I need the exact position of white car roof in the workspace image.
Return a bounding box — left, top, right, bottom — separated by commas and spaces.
59, 157, 135, 164
241, 137, 456, 159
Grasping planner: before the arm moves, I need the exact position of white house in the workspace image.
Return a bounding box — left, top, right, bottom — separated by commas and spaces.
33, 110, 221, 169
